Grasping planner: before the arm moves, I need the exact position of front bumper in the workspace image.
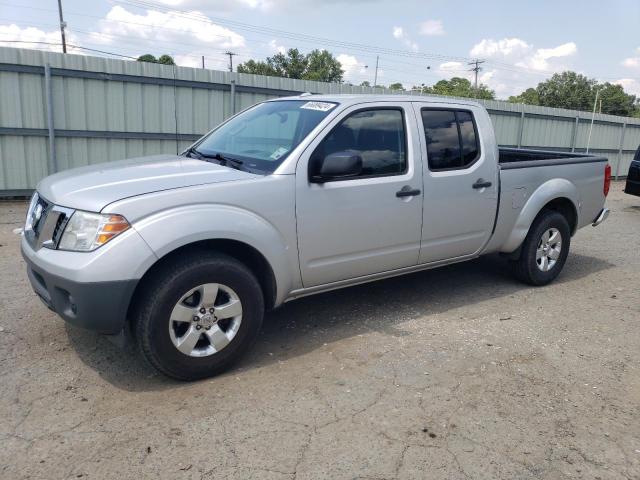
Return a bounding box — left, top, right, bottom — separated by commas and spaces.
20, 225, 156, 335
23, 250, 137, 334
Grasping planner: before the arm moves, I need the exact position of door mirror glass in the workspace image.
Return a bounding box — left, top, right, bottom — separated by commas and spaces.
310, 151, 363, 183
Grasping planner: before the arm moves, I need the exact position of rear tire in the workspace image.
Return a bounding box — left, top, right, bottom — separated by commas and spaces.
509, 210, 571, 286
134, 252, 264, 381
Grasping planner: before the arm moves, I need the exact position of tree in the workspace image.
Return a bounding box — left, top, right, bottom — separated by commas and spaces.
137, 54, 157, 63
359, 81, 371, 87
157, 54, 176, 65
236, 59, 277, 76
304, 49, 343, 82
422, 77, 495, 100
509, 88, 539, 105
237, 48, 344, 83
137, 54, 175, 65
509, 71, 639, 116
388, 82, 405, 91
596, 82, 638, 116
536, 71, 596, 111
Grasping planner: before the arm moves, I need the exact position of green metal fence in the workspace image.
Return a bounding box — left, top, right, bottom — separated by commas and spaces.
1, 46, 638, 196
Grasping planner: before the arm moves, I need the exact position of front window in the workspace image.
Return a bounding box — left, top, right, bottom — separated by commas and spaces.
194, 100, 338, 173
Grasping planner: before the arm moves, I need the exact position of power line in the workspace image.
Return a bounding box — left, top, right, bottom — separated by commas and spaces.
0, 0, 626, 83
0, 39, 138, 59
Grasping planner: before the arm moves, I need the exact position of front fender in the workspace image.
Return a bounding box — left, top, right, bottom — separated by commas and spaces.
132, 204, 297, 305
500, 178, 579, 253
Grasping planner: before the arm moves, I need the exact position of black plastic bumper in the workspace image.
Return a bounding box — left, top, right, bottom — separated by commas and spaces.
625, 161, 640, 197
625, 179, 640, 197
23, 253, 138, 335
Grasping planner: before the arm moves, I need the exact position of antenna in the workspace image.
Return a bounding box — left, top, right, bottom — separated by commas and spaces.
225, 51, 237, 72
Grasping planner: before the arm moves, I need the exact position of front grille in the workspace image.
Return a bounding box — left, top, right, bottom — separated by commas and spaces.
25, 193, 75, 250
32, 195, 52, 238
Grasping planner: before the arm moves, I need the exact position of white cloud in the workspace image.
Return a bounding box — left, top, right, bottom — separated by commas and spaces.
269, 39, 286, 54
419, 20, 444, 36
615, 78, 640, 96
470, 38, 576, 73
336, 53, 369, 82
154, 0, 276, 11
392, 26, 418, 52
96, 6, 245, 49
622, 47, 640, 69
465, 37, 578, 97
0, 24, 81, 53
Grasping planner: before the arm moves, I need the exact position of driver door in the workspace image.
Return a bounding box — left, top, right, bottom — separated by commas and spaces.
295, 102, 423, 288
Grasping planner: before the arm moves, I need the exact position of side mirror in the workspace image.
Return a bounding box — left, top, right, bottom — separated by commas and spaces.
310, 151, 363, 183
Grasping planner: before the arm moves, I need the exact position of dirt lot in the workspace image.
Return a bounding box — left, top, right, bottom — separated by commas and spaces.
0, 183, 639, 480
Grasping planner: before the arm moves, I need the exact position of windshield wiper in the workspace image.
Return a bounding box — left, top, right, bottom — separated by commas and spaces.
185, 148, 244, 171
207, 152, 244, 170
184, 146, 204, 159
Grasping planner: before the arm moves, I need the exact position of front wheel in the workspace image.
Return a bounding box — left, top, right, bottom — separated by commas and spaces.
135, 252, 264, 381
509, 210, 571, 286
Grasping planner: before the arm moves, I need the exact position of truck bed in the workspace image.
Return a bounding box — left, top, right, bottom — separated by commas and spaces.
499, 148, 607, 169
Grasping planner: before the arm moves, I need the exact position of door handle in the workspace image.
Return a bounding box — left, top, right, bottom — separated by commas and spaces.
472, 179, 492, 189
396, 186, 421, 198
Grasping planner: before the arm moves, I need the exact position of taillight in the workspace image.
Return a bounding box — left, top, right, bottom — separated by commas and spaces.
603, 164, 611, 197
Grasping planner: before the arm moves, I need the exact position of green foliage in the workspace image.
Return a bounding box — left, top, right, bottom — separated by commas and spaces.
137, 54, 157, 63
157, 54, 176, 65
388, 82, 405, 91
597, 82, 638, 116
508, 88, 539, 105
421, 77, 495, 100
537, 71, 596, 111
137, 54, 175, 65
509, 71, 639, 116
304, 49, 343, 82
359, 81, 371, 87
237, 48, 344, 83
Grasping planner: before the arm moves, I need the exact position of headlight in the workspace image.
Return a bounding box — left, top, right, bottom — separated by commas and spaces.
58, 211, 130, 252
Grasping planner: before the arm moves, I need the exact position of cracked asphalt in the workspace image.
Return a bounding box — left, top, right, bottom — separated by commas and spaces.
1, 183, 639, 480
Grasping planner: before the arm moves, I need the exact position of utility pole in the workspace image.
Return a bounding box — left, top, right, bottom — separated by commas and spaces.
201, 55, 205, 69
57, 0, 67, 53
467, 59, 485, 91
225, 51, 236, 72
373, 55, 379, 87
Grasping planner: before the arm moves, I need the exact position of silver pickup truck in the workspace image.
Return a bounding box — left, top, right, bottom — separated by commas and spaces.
21, 95, 610, 380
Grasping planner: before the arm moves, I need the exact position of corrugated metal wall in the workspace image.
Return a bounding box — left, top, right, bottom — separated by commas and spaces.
1, 46, 639, 194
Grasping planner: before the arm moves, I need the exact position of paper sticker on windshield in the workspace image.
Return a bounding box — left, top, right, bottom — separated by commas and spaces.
300, 101, 336, 112
270, 146, 289, 160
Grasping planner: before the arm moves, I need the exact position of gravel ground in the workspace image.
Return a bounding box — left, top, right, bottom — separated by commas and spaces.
0, 183, 639, 480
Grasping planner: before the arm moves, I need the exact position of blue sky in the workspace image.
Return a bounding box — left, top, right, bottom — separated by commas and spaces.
1, 0, 639, 98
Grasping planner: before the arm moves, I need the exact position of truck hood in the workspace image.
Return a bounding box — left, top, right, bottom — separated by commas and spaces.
37, 154, 257, 212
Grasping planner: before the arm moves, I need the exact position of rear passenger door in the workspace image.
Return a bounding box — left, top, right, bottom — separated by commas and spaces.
414, 104, 499, 264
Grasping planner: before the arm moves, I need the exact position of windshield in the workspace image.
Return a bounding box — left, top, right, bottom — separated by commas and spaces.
193, 100, 338, 173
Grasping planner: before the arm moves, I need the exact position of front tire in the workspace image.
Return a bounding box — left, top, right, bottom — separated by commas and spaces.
135, 252, 264, 381
509, 210, 571, 286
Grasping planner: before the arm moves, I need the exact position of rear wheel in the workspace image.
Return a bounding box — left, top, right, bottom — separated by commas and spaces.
509, 210, 571, 286
135, 252, 264, 381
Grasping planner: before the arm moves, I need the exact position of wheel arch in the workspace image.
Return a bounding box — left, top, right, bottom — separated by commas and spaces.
500, 178, 579, 255
127, 238, 278, 332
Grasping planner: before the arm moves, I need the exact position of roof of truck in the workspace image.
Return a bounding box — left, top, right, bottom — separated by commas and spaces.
274, 93, 485, 109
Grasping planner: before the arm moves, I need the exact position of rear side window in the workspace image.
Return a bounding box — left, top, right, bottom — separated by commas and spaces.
421, 109, 480, 171
311, 108, 407, 178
